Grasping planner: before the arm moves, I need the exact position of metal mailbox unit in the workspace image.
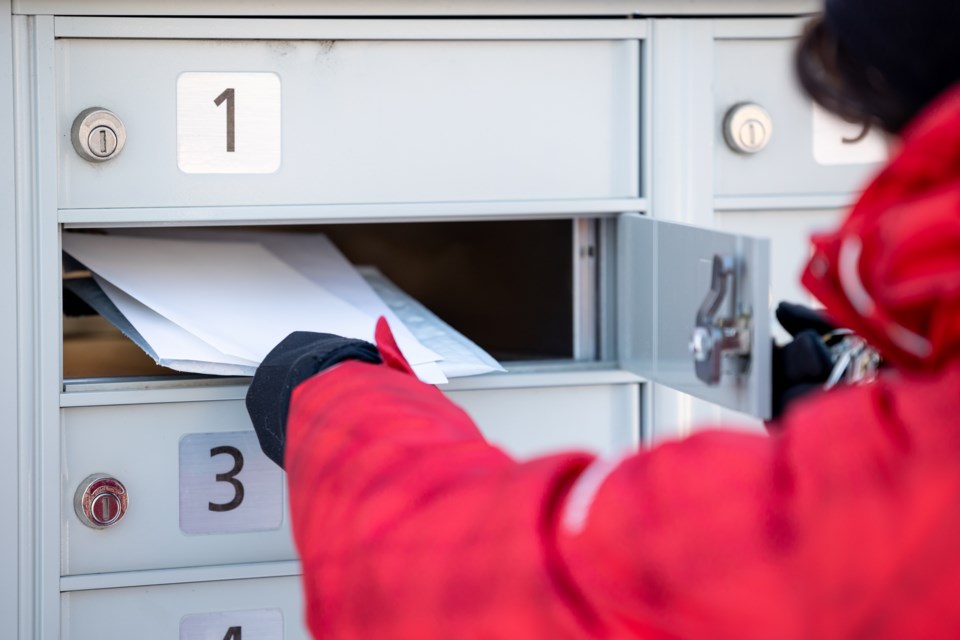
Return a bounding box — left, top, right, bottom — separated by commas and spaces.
0, 0, 886, 637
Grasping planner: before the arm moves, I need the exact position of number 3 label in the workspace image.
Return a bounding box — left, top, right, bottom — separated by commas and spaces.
179, 431, 283, 534
177, 72, 281, 174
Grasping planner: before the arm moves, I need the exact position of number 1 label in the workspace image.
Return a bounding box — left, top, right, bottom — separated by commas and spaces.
177, 72, 281, 174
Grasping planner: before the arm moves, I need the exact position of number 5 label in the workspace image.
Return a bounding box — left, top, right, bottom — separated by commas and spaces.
812, 101, 889, 166
177, 72, 282, 174
179, 431, 283, 534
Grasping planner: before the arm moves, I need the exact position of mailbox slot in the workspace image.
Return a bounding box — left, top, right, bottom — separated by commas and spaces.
62, 219, 597, 382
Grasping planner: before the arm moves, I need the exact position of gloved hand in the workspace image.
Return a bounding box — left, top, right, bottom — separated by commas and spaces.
245, 332, 382, 468
770, 302, 836, 421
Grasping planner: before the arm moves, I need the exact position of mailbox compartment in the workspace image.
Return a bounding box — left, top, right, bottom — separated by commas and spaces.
713, 22, 887, 199
62, 213, 775, 420
62, 575, 309, 640
62, 219, 585, 381
56, 23, 641, 210
62, 401, 297, 576
61, 380, 639, 576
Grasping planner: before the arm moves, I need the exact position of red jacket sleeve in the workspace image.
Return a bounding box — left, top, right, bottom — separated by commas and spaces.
284, 322, 960, 639
285, 353, 805, 639
285, 357, 602, 639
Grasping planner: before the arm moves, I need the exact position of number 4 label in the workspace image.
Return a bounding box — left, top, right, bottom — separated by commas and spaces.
177, 72, 281, 174
180, 608, 283, 640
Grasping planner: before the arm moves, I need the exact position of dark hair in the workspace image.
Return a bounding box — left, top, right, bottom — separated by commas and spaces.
795, 16, 918, 135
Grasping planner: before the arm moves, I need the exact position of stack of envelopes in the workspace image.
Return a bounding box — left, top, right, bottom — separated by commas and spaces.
62, 230, 503, 384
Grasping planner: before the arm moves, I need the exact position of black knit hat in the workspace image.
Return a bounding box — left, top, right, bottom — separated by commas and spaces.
825, 0, 960, 113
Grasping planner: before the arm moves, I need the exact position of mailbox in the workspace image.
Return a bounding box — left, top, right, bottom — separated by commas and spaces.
1, 1, 884, 638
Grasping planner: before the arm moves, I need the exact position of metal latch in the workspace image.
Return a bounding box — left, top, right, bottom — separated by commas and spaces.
689, 254, 752, 385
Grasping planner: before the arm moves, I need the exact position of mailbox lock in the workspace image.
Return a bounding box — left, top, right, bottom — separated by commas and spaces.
723, 103, 773, 154
74, 474, 128, 529
71, 108, 126, 162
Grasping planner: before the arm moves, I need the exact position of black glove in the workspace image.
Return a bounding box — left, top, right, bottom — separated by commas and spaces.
770, 302, 836, 421
246, 332, 382, 468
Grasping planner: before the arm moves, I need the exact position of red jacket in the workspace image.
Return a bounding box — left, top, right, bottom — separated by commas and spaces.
285, 86, 960, 639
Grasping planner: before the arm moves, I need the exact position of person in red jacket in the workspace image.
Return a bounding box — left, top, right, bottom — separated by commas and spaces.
246, 0, 960, 637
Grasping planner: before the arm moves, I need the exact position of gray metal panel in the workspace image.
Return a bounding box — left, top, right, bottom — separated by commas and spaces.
59, 368, 642, 406
17, 0, 820, 17
58, 199, 646, 228
13, 13, 62, 639
54, 16, 649, 39
644, 18, 735, 440
57, 34, 640, 210
648, 19, 716, 227
714, 193, 855, 211
61, 560, 301, 592
0, 1, 17, 634
713, 22, 884, 198
449, 383, 640, 458
619, 213, 771, 419
713, 16, 809, 38
62, 576, 310, 640
716, 208, 844, 323
11, 17, 35, 639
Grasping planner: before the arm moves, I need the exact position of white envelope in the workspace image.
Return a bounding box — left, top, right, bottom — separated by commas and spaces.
63, 233, 377, 362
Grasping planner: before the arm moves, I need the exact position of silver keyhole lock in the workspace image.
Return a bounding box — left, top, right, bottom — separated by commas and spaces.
723, 103, 773, 154
689, 254, 753, 385
74, 474, 129, 529
71, 107, 126, 162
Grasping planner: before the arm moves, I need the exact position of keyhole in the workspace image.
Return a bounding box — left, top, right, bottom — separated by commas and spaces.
86, 126, 118, 158
91, 493, 120, 525
739, 119, 766, 151
97, 496, 110, 521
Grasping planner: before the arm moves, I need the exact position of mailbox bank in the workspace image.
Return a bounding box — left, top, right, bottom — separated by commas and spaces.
0, 1, 886, 637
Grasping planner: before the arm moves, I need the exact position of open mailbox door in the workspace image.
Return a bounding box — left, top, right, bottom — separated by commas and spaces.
618, 213, 772, 419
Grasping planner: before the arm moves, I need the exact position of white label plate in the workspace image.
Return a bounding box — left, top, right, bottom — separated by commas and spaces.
812, 102, 889, 166
177, 72, 282, 174
179, 431, 283, 535
180, 608, 283, 640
